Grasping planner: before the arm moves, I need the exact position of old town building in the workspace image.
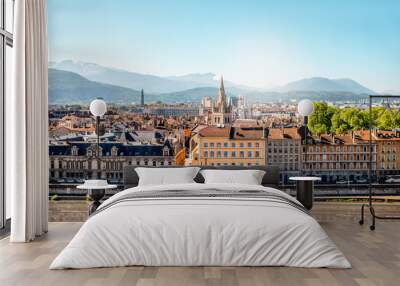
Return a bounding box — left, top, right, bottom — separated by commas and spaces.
188, 125, 266, 167
49, 141, 175, 184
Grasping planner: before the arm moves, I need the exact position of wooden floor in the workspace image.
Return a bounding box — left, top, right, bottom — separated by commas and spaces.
1, 210, 400, 286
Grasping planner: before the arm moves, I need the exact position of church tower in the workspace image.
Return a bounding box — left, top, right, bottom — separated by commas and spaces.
141, 89, 145, 106
210, 76, 232, 125
215, 76, 227, 113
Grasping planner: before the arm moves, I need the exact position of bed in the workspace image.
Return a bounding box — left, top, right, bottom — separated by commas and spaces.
50, 166, 350, 269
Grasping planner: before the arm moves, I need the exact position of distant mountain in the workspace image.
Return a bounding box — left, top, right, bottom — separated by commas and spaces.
48, 61, 374, 104
166, 73, 218, 85
48, 68, 218, 104
159, 87, 219, 103
274, 77, 375, 94
48, 69, 369, 105
380, 90, 400, 95
49, 60, 255, 94
48, 68, 145, 104
49, 60, 188, 94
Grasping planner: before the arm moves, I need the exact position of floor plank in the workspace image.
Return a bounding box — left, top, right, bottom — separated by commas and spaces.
0, 214, 399, 286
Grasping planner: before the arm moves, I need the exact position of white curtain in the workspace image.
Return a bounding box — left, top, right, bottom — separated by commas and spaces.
9, 0, 49, 242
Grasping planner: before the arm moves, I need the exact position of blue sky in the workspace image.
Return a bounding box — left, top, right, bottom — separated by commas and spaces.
47, 0, 400, 92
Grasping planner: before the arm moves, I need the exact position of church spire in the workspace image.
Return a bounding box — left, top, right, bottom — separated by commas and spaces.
217, 76, 226, 113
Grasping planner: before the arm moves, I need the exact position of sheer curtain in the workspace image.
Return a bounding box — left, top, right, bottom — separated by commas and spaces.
8, 0, 48, 242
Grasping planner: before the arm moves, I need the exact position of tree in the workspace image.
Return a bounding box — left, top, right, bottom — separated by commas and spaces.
331, 111, 350, 134
331, 107, 369, 134
376, 109, 396, 130
307, 102, 400, 134
308, 102, 336, 134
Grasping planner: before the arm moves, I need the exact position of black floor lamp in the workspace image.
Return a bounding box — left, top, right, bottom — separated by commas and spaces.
298, 99, 314, 176
359, 95, 400, 230
89, 98, 107, 179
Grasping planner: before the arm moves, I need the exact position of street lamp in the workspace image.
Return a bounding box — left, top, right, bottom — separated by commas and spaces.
90, 98, 107, 158
298, 99, 314, 175
298, 99, 314, 119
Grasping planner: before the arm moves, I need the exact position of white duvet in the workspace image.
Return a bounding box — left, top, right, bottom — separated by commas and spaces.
50, 183, 351, 269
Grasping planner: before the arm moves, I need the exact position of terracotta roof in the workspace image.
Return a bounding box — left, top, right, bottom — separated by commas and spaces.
198, 126, 230, 137
191, 124, 209, 133
232, 128, 263, 140
199, 126, 265, 139
233, 119, 260, 128
333, 134, 354, 144
199, 126, 303, 140
311, 130, 400, 144
371, 130, 400, 141
268, 128, 301, 140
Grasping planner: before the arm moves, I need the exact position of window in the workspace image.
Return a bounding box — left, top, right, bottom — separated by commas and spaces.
223, 151, 228, 158
240, 151, 244, 158
224, 142, 228, 148
1, 0, 14, 229
232, 151, 236, 158
248, 142, 252, 148
203, 142, 208, 148
231, 142, 236, 148
240, 142, 244, 148
210, 143, 214, 148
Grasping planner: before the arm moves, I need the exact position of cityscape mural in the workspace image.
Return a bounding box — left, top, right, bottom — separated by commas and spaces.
47, 0, 400, 208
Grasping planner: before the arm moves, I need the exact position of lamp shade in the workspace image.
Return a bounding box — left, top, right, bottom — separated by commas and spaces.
298, 99, 314, 116
90, 99, 107, 117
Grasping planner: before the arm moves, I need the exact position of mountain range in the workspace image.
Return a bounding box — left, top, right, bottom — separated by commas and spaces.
49, 60, 247, 94
275, 77, 375, 94
48, 60, 376, 104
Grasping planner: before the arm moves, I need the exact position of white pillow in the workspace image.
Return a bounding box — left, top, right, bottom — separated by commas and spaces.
200, 169, 266, 185
136, 167, 200, 186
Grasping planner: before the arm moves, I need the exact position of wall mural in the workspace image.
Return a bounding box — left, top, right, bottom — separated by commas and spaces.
47, 0, 400, 214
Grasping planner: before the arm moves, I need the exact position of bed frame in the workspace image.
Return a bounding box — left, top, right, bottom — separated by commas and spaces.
122, 165, 280, 189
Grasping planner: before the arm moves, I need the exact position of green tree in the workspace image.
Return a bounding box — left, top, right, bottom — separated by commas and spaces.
308, 102, 337, 134
376, 109, 397, 130
307, 102, 400, 134
331, 111, 350, 134
331, 107, 369, 134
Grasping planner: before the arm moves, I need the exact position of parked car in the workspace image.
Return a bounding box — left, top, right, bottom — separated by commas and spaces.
356, 178, 368, 184
385, 176, 400, 183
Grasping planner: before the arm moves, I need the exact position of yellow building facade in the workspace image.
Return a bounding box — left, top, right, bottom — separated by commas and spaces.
188, 126, 266, 167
